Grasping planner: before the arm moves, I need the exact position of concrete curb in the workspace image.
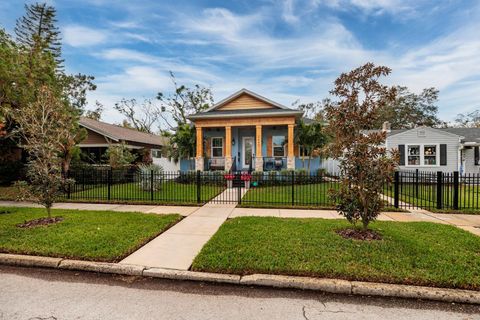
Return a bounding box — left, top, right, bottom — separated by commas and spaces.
0, 253, 63, 268
240, 274, 352, 294
1, 253, 479, 305
143, 267, 241, 284
58, 259, 145, 276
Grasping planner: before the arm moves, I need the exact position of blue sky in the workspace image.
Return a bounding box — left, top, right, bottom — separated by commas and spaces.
1, 0, 480, 125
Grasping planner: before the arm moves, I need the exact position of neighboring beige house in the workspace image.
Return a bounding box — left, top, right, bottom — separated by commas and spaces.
79, 117, 168, 163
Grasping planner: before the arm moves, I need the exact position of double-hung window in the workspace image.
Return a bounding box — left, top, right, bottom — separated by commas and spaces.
272, 136, 286, 157
407, 145, 420, 165
211, 137, 223, 158
406, 144, 439, 166
423, 145, 437, 165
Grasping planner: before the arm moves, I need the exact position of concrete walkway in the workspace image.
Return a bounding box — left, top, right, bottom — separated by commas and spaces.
119, 188, 246, 270
0, 200, 199, 216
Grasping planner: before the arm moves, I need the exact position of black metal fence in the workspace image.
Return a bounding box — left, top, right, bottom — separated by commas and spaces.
66, 167, 226, 205
387, 170, 480, 211
64, 167, 480, 211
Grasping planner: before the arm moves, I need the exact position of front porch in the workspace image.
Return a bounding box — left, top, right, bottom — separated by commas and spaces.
194, 122, 296, 172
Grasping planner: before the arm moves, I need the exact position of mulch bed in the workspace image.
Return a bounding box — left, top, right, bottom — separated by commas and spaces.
17, 217, 64, 228
336, 228, 382, 241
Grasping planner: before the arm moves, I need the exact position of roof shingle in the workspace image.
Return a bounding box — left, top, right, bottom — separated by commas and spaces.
79, 117, 168, 147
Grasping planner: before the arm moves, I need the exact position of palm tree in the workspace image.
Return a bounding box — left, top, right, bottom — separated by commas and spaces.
295, 120, 328, 172
166, 123, 196, 163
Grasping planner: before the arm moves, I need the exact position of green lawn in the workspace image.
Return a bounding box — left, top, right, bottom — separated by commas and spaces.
384, 184, 480, 214
241, 182, 338, 207
0, 206, 181, 262
69, 181, 223, 205
192, 217, 480, 290
241, 183, 403, 211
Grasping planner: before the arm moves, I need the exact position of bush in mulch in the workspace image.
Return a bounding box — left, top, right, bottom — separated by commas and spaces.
16, 217, 64, 228
336, 228, 382, 241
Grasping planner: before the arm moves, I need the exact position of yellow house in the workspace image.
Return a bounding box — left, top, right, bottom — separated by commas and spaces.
188, 89, 304, 171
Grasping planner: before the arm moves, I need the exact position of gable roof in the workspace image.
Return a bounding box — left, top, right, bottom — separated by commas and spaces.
188, 89, 303, 121
79, 117, 168, 147
441, 127, 480, 143
205, 88, 290, 112
386, 126, 480, 143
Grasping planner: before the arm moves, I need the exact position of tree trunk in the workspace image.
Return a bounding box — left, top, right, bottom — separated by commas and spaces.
308, 150, 313, 172
362, 218, 369, 230
46, 206, 51, 219
302, 149, 305, 169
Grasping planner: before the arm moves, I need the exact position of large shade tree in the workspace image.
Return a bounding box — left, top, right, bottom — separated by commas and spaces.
156, 73, 213, 161
3, 3, 96, 175
375, 86, 443, 129
325, 63, 399, 232
455, 110, 480, 128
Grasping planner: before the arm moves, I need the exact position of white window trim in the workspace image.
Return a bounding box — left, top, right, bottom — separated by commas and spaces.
298, 145, 312, 160
151, 148, 162, 158
272, 135, 286, 157
211, 137, 224, 158
405, 143, 440, 167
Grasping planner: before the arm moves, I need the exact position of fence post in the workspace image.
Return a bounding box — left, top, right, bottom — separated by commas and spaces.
108, 167, 112, 201
150, 169, 154, 202
394, 171, 399, 208
415, 169, 419, 198
238, 173, 242, 205
436, 171, 443, 210
196, 170, 201, 204
453, 171, 459, 210
67, 170, 71, 200
291, 170, 295, 206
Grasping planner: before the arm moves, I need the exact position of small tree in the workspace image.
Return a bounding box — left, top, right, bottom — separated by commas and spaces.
325, 63, 398, 231
295, 120, 328, 172
104, 143, 137, 168
165, 123, 196, 163
12, 86, 73, 218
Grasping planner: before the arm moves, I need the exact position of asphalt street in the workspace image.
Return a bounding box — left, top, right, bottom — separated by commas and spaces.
0, 265, 479, 320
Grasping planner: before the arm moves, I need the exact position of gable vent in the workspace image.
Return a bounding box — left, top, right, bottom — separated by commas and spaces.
417, 129, 426, 137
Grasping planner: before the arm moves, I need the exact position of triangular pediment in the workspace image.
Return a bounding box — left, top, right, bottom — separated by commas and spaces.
207, 89, 288, 112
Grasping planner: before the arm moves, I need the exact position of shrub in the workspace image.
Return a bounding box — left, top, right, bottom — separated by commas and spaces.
176, 170, 196, 184
137, 164, 164, 191
294, 168, 309, 184
104, 143, 137, 168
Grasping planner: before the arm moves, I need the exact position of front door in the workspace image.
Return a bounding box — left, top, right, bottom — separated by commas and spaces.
242, 137, 254, 169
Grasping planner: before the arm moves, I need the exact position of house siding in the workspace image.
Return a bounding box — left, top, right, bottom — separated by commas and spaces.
387, 127, 461, 173
82, 128, 109, 144
217, 93, 275, 111
462, 148, 480, 174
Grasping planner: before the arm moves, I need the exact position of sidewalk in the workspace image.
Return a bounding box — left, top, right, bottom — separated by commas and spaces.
1, 200, 479, 236
1, 199, 479, 272
120, 188, 246, 270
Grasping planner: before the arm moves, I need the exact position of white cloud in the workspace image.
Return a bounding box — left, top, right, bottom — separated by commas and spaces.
282, 0, 299, 24
71, 3, 480, 123
314, 0, 418, 15
98, 66, 172, 93
63, 25, 107, 47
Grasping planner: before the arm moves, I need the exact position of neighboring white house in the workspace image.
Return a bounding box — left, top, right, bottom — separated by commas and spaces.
383, 123, 480, 175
